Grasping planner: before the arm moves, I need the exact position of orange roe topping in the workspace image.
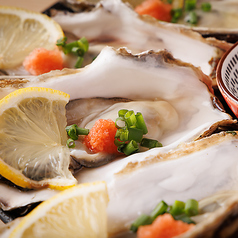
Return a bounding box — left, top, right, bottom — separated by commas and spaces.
84, 119, 119, 154
23, 48, 63, 75
137, 213, 194, 238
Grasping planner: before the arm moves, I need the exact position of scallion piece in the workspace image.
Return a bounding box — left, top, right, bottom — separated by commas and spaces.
201, 2, 211, 12
122, 140, 139, 155
171, 8, 183, 23
115, 129, 129, 142
128, 127, 144, 143
150, 200, 168, 220
118, 109, 128, 118
56, 36, 89, 68
185, 0, 197, 11
75, 56, 84, 68
66, 124, 78, 140
130, 214, 153, 233
186, 11, 198, 24
67, 138, 75, 148
135, 112, 148, 134
169, 200, 185, 216
76, 127, 89, 136
184, 199, 199, 216
125, 110, 137, 127
174, 214, 195, 224
140, 138, 162, 149
115, 117, 126, 129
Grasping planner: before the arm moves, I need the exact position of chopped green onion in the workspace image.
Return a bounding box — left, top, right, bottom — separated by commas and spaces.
75, 56, 84, 68
56, 36, 89, 68
226, 131, 237, 136
135, 112, 148, 134
140, 138, 162, 149
186, 11, 198, 24
174, 214, 195, 224
122, 140, 139, 155
76, 127, 89, 136
150, 200, 168, 220
185, 0, 197, 11
171, 8, 183, 23
130, 214, 153, 233
67, 138, 75, 148
115, 129, 129, 141
115, 117, 126, 129
125, 110, 137, 127
66, 124, 78, 140
169, 200, 185, 216
128, 127, 144, 143
66, 124, 89, 148
184, 199, 199, 216
118, 109, 128, 117
201, 2, 211, 12
114, 138, 126, 147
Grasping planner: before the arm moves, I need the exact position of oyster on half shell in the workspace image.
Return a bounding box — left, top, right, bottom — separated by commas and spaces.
0, 46, 236, 237
0, 46, 231, 167
51, 0, 231, 80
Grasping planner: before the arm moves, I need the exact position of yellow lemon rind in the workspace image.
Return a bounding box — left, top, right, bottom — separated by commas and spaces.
9, 181, 108, 238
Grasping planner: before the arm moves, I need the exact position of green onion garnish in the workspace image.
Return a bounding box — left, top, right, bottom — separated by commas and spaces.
56, 36, 89, 68
114, 109, 162, 155
66, 138, 75, 148
125, 110, 137, 127
226, 131, 237, 136
184, 199, 199, 216
171, 8, 183, 23
121, 140, 139, 155
201, 2, 211, 12
66, 124, 89, 148
185, 0, 197, 11
150, 200, 168, 220
128, 127, 144, 143
169, 200, 185, 216
173, 213, 195, 224
135, 112, 148, 134
186, 11, 198, 24
130, 214, 153, 233
140, 138, 162, 149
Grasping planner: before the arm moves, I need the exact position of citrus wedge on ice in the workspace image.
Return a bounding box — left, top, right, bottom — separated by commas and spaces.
0, 6, 64, 69
0, 87, 77, 190
9, 181, 108, 238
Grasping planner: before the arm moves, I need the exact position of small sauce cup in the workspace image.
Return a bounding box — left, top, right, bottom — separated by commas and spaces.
216, 41, 238, 118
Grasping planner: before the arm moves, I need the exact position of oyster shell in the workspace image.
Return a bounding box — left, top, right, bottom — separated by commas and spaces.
51, 0, 232, 79
76, 130, 238, 236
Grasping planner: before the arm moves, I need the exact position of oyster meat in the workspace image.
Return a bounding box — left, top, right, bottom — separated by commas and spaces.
51, 0, 231, 78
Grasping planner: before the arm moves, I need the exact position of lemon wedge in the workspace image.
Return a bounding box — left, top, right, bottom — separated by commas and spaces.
9, 181, 108, 238
0, 87, 77, 190
0, 6, 64, 69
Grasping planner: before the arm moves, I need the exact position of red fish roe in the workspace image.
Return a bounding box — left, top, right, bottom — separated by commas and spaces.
137, 213, 194, 238
84, 119, 119, 154
23, 48, 63, 75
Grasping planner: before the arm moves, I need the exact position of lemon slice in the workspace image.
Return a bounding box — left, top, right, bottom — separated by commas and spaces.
9, 181, 108, 238
0, 87, 77, 190
0, 6, 64, 69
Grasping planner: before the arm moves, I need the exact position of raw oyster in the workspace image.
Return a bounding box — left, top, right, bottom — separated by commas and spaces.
76, 130, 238, 236
0, 46, 230, 167
51, 0, 232, 79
